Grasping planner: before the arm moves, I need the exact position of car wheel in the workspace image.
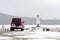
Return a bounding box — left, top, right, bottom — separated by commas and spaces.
10, 27, 14, 31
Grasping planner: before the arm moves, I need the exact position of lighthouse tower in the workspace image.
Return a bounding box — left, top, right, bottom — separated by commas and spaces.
36, 14, 40, 27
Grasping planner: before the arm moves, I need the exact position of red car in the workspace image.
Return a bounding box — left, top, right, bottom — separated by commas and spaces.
10, 18, 24, 31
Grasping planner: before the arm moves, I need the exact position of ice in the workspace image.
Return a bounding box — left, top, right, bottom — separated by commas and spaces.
13, 30, 60, 39
27, 39, 56, 40
0, 36, 13, 40
0, 25, 60, 40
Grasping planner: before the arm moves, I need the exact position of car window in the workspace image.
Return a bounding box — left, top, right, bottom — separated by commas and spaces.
12, 19, 21, 22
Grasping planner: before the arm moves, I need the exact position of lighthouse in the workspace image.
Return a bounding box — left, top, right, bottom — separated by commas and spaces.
36, 14, 40, 27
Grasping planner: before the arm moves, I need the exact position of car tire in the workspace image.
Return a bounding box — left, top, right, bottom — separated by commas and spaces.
21, 28, 24, 31
10, 27, 14, 31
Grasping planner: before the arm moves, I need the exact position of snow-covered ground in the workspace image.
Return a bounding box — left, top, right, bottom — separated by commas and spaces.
0, 25, 60, 40
0, 25, 60, 31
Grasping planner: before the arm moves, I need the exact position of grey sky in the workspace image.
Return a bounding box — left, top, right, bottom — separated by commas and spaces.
0, 0, 60, 19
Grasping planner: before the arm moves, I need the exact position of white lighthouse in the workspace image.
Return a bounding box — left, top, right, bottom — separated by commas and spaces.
36, 14, 40, 27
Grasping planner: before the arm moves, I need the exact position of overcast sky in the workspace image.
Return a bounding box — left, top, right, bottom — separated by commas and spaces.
0, 0, 60, 19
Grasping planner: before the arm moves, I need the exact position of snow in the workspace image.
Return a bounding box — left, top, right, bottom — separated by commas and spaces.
0, 25, 60, 30
0, 25, 60, 40
2, 28, 60, 39
27, 39, 56, 40
0, 36, 13, 40
13, 31, 60, 39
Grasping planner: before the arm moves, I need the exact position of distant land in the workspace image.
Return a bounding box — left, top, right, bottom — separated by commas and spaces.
0, 13, 60, 25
